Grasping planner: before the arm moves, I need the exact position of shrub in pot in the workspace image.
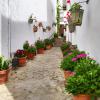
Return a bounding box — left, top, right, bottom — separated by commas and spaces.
44, 39, 52, 50
27, 45, 36, 60
14, 50, 26, 67
23, 41, 29, 57
0, 56, 11, 84
60, 50, 86, 79
35, 40, 45, 54
65, 58, 100, 100
61, 43, 71, 52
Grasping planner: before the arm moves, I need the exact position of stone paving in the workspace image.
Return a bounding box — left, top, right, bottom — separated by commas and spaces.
0, 47, 72, 100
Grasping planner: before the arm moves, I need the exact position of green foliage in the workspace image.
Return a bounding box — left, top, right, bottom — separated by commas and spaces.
0, 56, 9, 70
35, 40, 45, 49
56, 0, 60, 34
60, 43, 70, 52
44, 39, 52, 46
60, 50, 81, 71
69, 3, 81, 11
65, 75, 90, 95
28, 46, 36, 53
66, 66, 100, 96
75, 58, 98, 75
23, 41, 29, 50
54, 33, 58, 38
65, 57, 100, 96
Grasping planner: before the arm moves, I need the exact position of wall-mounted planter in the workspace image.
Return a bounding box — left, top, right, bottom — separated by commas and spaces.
28, 18, 33, 24
38, 22, 43, 27
70, 9, 84, 26
43, 28, 46, 32
33, 25, 38, 32
46, 26, 51, 31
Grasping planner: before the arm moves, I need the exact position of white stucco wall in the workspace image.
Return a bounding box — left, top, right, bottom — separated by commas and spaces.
0, 0, 10, 57
71, 0, 100, 62
10, 0, 48, 53
0, 0, 56, 57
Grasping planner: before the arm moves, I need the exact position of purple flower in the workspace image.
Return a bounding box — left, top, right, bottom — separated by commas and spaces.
72, 58, 77, 62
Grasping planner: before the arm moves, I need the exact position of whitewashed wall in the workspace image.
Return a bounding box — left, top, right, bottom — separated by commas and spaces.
71, 0, 100, 63
0, 0, 10, 57
0, 0, 55, 57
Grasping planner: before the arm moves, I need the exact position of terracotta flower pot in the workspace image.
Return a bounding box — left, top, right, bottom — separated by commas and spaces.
27, 53, 35, 60
73, 94, 90, 100
46, 45, 52, 50
37, 48, 44, 54
64, 70, 75, 79
0, 67, 12, 84
24, 50, 28, 57
18, 57, 26, 67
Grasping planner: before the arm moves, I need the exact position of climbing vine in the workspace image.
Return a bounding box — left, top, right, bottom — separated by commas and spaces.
56, 0, 60, 35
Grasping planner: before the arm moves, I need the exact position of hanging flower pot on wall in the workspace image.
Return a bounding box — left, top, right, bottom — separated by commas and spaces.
33, 25, 38, 32
38, 22, 43, 27
69, 3, 84, 26
43, 28, 46, 32
28, 15, 33, 24
46, 26, 51, 31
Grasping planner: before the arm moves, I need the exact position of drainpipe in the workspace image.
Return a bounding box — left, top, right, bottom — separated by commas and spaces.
8, 0, 11, 58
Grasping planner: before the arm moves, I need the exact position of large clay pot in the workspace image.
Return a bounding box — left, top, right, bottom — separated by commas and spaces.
0, 67, 11, 84
37, 48, 44, 54
46, 45, 52, 50
18, 57, 26, 67
27, 53, 35, 60
64, 70, 75, 79
73, 94, 90, 100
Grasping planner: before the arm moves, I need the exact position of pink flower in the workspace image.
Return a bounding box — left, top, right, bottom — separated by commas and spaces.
77, 53, 87, 58
72, 58, 77, 62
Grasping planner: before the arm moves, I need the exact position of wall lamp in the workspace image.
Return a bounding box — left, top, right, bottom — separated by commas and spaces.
78, 0, 90, 4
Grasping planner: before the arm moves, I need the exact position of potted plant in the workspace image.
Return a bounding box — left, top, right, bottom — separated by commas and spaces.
65, 57, 100, 100
46, 26, 51, 31
44, 39, 52, 50
27, 45, 36, 60
35, 40, 45, 54
69, 3, 84, 26
60, 50, 86, 79
60, 43, 71, 56
28, 15, 33, 24
38, 22, 43, 27
0, 56, 11, 84
14, 50, 26, 67
23, 41, 29, 57
33, 25, 38, 32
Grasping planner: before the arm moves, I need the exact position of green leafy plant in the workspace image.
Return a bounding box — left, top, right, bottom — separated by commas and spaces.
75, 57, 98, 75
60, 50, 82, 71
54, 33, 58, 38
69, 3, 81, 11
28, 45, 36, 53
65, 63, 100, 96
23, 41, 29, 51
35, 40, 45, 49
0, 56, 9, 70
44, 39, 52, 46
65, 75, 90, 95
60, 43, 70, 52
